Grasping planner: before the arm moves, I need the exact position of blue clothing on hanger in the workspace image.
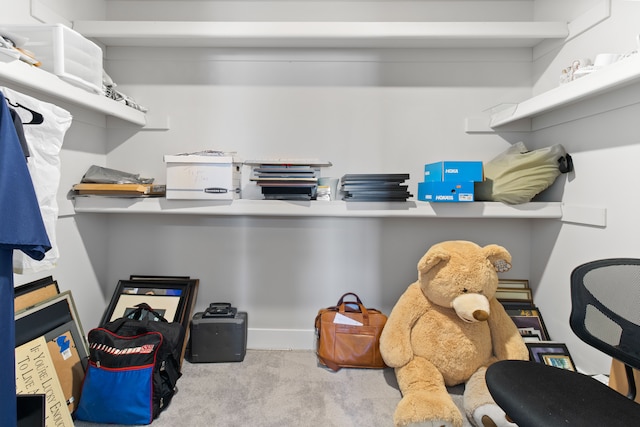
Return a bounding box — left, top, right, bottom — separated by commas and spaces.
0, 91, 51, 427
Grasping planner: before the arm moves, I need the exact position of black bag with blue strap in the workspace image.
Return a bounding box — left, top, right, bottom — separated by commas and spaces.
75, 303, 185, 424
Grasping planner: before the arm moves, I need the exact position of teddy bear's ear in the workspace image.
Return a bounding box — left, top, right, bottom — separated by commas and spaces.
418, 247, 450, 274
483, 244, 512, 272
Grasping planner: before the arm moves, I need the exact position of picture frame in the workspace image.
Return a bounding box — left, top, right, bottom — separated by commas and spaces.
45, 320, 88, 413
17, 394, 46, 427
129, 274, 191, 281
510, 312, 551, 341
14, 275, 59, 313
498, 279, 529, 289
15, 291, 90, 414
540, 353, 576, 371
16, 336, 74, 427
519, 328, 543, 342
15, 291, 87, 352
100, 279, 194, 325
495, 287, 533, 303
100, 277, 199, 366
526, 342, 575, 371
109, 293, 182, 322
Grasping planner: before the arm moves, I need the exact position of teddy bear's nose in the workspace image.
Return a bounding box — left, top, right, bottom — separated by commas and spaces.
473, 310, 489, 321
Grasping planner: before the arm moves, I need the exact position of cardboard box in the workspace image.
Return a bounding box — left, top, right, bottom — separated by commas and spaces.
424, 161, 483, 182
417, 181, 475, 202
164, 154, 241, 200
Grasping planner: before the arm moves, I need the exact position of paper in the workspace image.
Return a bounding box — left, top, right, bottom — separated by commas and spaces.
333, 313, 363, 326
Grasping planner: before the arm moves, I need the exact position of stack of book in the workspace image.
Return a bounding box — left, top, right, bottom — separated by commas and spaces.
248, 160, 331, 200
497, 279, 577, 371
340, 174, 412, 201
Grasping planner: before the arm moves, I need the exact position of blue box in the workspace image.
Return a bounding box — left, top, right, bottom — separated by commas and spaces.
417, 181, 475, 202
424, 161, 483, 182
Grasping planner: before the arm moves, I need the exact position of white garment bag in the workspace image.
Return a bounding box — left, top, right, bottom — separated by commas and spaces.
2, 87, 73, 273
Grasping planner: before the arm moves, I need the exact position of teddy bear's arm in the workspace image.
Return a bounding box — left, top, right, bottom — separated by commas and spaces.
487, 298, 529, 361
380, 282, 430, 368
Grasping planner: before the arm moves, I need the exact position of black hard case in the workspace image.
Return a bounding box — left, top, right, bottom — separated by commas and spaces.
188, 311, 247, 363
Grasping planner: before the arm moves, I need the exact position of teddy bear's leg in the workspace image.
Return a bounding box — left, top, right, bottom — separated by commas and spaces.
394, 357, 464, 427
463, 367, 517, 427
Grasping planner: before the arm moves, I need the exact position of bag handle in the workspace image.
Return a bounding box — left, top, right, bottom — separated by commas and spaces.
336, 292, 369, 326
126, 302, 169, 323
335, 292, 362, 306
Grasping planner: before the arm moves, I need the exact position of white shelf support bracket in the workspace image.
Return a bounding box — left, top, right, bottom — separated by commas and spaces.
142, 113, 170, 131
466, 104, 531, 133
464, 115, 494, 134
561, 204, 607, 227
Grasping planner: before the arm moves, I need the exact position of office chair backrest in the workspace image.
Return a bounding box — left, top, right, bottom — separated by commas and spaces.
570, 258, 640, 372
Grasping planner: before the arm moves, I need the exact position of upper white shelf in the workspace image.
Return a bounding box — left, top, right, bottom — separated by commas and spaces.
0, 58, 146, 126
73, 197, 563, 219
490, 53, 640, 129
72, 21, 568, 49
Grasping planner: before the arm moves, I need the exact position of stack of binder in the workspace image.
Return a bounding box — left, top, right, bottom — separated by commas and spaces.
341, 174, 412, 201
250, 163, 322, 200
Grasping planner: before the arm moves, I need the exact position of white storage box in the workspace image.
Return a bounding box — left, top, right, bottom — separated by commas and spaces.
164, 153, 242, 200
3, 24, 103, 94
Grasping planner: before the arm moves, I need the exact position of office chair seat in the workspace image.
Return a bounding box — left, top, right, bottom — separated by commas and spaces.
486, 360, 640, 427
487, 258, 640, 427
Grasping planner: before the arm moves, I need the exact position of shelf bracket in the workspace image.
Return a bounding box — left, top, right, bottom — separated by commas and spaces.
561, 204, 607, 227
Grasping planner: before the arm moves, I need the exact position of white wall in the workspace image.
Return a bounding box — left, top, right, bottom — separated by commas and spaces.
7, 1, 112, 333
525, 0, 640, 375
6, 0, 638, 374
100, 39, 539, 349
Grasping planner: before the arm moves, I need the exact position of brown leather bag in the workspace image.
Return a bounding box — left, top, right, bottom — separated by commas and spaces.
314, 292, 387, 371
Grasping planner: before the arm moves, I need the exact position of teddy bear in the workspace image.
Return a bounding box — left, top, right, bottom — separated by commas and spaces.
379, 240, 529, 427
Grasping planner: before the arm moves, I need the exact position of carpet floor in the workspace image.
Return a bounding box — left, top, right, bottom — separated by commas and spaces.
73, 349, 473, 427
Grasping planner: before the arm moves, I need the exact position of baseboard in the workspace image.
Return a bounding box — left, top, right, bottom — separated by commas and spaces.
247, 328, 316, 350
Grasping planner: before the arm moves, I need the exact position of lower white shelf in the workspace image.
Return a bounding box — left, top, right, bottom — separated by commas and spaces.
72, 197, 563, 219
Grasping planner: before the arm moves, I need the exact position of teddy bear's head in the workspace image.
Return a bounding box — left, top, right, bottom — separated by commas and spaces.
417, 240, 511, 323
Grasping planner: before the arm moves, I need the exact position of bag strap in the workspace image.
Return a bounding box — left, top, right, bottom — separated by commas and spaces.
317, 354, 341, 372
126, 302, 169, 323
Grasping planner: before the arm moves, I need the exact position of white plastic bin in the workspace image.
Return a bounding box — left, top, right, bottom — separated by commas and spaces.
2, 24, 103, 94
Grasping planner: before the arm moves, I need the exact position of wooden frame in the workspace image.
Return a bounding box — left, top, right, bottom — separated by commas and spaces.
495, 287, 533, 303
14, 276, 59, 313
498, 279, 529, 289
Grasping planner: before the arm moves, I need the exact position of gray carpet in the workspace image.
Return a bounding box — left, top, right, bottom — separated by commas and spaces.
74, 349, 473, 427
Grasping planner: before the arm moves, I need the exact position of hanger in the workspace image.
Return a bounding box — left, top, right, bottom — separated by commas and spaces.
5, 98, 43, 125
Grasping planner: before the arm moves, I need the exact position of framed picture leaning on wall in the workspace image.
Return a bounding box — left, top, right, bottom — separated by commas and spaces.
100, 279, 197, 326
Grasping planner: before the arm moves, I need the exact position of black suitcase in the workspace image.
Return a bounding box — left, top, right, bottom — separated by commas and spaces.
188, 304, 247, 363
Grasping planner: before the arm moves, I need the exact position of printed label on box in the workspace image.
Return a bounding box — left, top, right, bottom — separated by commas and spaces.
424, 161, 483, 182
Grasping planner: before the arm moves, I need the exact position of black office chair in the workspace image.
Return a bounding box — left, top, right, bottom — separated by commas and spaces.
486, 258, 640, 427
